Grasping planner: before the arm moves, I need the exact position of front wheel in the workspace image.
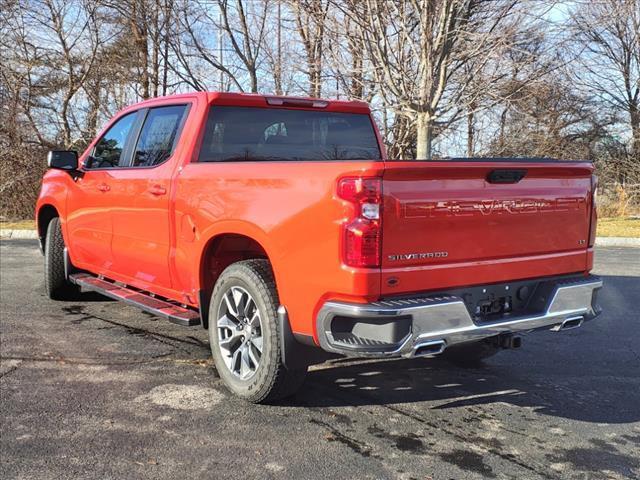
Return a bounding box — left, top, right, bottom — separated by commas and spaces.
208, 259, 307, 403
44, 217, 78, 300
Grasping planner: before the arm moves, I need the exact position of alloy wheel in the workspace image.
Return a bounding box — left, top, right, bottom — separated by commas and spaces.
216, 286, 264, 380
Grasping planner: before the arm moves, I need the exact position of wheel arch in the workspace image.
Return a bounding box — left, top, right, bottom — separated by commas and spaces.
36, 204, 60, 254
198, 232, 274, 329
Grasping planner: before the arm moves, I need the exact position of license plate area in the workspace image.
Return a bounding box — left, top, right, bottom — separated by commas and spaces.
476, 295, 513, 319
420, 277, 574, 324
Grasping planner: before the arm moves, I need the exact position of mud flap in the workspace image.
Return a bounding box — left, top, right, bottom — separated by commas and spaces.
277, 306, 335, 370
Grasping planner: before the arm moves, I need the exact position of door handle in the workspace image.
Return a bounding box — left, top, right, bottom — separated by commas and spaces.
97, 183, 110, 192
149, 184, 167, 196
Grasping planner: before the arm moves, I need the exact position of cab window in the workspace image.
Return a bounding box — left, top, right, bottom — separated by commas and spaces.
90, 112, 136, 168
132, 105, 187, 167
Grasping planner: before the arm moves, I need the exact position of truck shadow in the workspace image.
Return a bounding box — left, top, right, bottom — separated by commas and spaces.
296, 274, 640, 425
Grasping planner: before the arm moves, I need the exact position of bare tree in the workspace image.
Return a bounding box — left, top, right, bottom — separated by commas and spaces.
342, 0, 525, 159
570, 0, 640, 160
487, 71, 616, 160
292, 0, 329, 97
101, 0, 153, 99
40, 0, 102, 146
218, 0, 271, 93
173, 0, 268, 92
324, 6, 369, 100
465, 19, 567, 158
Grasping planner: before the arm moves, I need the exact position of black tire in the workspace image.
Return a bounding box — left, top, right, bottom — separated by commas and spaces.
441, 338, 502, 367
44, 217, 78, 300
208, 259, 307, 403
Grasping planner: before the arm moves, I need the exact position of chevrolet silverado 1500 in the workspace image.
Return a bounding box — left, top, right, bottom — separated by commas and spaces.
37, 92, 602, 403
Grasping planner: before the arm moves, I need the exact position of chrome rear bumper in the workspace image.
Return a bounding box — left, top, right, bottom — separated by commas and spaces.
316, 276, 602, 358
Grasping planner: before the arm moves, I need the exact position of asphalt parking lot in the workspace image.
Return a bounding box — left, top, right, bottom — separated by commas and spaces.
1, 240, 639, 480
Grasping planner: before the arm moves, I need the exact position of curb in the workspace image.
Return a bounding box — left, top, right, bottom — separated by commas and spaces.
0, 229, 38, 239
594, 236, 640, 247
1, 229, 639, 247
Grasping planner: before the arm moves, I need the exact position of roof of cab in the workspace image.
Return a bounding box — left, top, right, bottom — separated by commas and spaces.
122, 91, 371, 115
207, 92, 371, 114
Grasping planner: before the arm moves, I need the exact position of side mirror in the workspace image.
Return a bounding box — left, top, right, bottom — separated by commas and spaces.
47, 150, 78, 171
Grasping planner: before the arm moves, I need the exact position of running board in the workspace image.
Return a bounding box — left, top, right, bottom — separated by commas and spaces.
69, 273, 201, 326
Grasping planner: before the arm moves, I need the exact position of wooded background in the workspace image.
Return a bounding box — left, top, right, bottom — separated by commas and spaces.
1, 0, 639, 219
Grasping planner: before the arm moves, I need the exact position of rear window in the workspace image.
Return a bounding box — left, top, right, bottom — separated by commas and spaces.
198, 106, 381, 162
133, 105, 187, 167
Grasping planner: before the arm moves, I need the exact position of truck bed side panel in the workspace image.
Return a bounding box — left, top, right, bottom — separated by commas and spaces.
173, 161, 383, 337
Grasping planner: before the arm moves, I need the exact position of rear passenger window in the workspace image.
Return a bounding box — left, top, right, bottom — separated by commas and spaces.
132, 105, 187, 167
91, 112, 136, 168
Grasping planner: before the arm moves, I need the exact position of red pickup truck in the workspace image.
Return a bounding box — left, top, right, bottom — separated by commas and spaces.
37, 92, 602, 403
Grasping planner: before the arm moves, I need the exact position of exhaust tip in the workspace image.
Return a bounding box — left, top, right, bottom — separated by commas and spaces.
413, 340, 446, 357
555, 316, 584, 331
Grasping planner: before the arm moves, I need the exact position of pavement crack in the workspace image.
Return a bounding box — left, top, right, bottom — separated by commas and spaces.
306, 380, 558, 480
62, 306, 208, 354
381, 402, 557, 479
185, 335, 208, 348
0, 363, 21, 379
309, 417, 377, 459
0, 353, 212, 367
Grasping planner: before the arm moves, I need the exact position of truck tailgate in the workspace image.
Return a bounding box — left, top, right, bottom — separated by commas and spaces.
380, 161, 594, 295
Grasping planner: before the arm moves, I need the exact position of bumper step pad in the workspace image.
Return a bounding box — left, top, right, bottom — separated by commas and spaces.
69, 273, 201, 326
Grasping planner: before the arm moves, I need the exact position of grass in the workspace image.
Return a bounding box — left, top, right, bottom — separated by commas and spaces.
0, 220, 36, 230
597, 217, 640, 238
1, 217, 639, 238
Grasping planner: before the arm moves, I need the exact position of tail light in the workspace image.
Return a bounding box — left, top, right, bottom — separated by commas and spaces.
588, 174, 598, 247
337, 177, 382, 267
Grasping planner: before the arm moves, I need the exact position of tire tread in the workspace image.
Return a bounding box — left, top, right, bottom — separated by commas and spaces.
44, 217, 76, 300
210, 259, 306, 403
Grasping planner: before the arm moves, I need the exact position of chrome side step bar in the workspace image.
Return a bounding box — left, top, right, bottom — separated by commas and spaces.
69, 273, 201, 327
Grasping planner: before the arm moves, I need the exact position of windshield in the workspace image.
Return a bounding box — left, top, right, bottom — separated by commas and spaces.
198, 106, 381, 162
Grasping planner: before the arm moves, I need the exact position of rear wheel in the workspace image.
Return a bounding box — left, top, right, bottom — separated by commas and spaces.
208, 259, 307, 403
441, 339, 502, 367
44, 217, 78, 300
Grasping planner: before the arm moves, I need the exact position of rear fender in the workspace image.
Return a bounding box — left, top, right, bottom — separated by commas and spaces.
195, 221, 278, 327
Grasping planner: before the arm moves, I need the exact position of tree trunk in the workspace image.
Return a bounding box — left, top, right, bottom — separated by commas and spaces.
61, 92, 72, 147
161, 0, 171, 96
274, 0, 282, 95
140, 33, 150, 99
350, 36, 363, 98
631, 103, 640, 161
498, 106, 508, 153
416, 112, 432, 160
311, 68, 322, 97
467, 111, 474, 157
130, 2, 149, 100
249, 69, 258, 93
86, 80, 101, 139
151, 1, 160, 97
